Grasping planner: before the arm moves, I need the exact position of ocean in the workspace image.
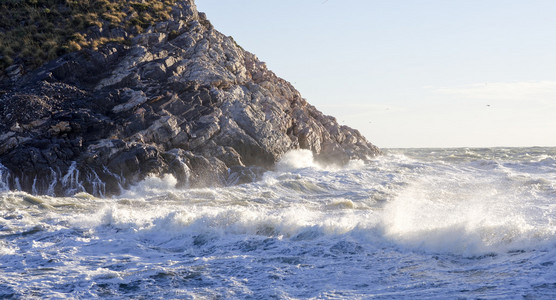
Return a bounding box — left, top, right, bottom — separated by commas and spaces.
1, 147, 555, 299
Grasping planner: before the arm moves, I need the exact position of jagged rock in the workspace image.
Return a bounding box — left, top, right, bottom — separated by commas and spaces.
5, 64, 22, 82
112, 89, 148, 113
0, 0, 380, 196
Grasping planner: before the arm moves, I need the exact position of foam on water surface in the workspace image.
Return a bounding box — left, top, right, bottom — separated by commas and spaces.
1, 148, 556, 298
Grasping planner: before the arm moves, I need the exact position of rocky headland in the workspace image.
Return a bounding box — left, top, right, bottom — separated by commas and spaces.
0, 0, 380, 196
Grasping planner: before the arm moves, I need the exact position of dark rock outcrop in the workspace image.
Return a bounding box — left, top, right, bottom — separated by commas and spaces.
0, 0, 380, 196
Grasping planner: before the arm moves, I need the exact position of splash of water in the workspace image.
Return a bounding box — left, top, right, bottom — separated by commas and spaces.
0, 163, 9, 192
275, 149, 317, 171
60, 161, 86, 195
88, 169, 106, 198
1, 148, 556, 299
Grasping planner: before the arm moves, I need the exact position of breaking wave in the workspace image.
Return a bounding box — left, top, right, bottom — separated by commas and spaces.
1, 148, 556, 298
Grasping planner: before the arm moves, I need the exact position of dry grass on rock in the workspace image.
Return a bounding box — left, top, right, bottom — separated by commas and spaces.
0, 0, 179, 77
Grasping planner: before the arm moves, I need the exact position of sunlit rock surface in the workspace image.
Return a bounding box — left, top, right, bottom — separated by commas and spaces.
0, 0, 380, 196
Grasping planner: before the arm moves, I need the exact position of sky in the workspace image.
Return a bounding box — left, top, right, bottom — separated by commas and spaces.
195, 0, 556, 148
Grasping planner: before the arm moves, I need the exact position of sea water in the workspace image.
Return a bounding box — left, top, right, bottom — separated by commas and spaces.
1, 147, 555, 299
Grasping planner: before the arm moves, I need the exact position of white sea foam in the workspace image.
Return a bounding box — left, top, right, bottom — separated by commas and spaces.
1, 147, 555, 298
379, 152, 556, 256
117, 173, 179, 199
0, 240, 16, 255
276, 149, 367, 172
381, 181, 551, 255
275, 149, 318, 171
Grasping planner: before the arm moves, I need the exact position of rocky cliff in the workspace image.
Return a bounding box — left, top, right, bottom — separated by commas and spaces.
0, 0, 380, 196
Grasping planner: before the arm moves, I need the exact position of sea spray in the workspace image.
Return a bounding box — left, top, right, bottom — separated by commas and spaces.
102, 165, 126, 193
13, 177, 21, 191
275, 149, 366, 172
275, 149, 316, 171
60, 161, 85, 195
46, 168, 58, 196
0, 163, 10, 192
88, 169, 106, 198
1, 148, 555, 299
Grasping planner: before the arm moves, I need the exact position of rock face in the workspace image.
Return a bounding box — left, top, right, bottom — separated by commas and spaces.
0, 0, 380, 196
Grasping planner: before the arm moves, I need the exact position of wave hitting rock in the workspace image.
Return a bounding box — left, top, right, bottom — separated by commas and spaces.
0, 0, 380, 196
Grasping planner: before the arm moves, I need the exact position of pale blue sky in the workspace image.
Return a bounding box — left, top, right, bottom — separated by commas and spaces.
196, 0, 556, 148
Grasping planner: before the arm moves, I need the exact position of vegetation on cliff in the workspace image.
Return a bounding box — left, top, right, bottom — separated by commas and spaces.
0, 0, 179, 76
0, 0, 380, 196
